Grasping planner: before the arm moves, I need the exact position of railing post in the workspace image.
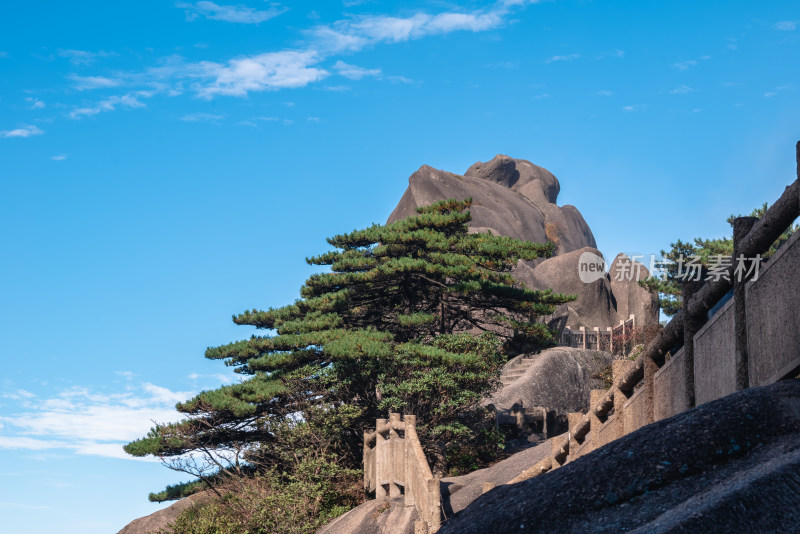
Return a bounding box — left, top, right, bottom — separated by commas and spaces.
612, 360, 636, 439
404, 414, 416, 508
388, 412, 402, 498
733, 216, 758, 390
682, 280, 704, 408
567, 412, 584, 461
589, 389, 605, 451
643, 354, 658, 424
375, 418, 388, 500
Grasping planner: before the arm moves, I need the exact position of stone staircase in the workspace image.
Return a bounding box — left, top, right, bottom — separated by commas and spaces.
499, 355, 535, 389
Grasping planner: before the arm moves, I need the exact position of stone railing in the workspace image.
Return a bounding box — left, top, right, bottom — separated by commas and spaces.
559, 314, 635, 352
364, 413, 441, 533
508, 142, 800, 485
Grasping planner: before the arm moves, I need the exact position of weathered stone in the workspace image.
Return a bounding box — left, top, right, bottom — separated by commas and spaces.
607, 253, 660, 325
514, 247, 617, 328
387, 157, 596, 255
486, 347, 614, 418
439, 380, 800, 534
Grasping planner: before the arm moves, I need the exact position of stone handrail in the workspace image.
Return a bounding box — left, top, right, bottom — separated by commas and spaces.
364, 413, 442, 533
507, 141, 800, 485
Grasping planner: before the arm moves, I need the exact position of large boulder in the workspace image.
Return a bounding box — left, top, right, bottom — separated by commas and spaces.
485, 347, 613, 416
514, 247, 618, 328
317, 497, 418, 534
387, 156, 596, 255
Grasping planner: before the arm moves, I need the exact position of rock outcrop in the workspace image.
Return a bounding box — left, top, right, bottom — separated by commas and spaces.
117, 492, 212, 534
486, 347, 612, 417
388, 156, 659, 329
439, 379, 800, 533
388, 155, 596, 256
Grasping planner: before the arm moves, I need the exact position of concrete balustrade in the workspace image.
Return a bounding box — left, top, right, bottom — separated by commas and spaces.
364, 413, 441, 534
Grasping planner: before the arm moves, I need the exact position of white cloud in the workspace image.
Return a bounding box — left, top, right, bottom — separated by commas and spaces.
68, 74, 121, 91
57, 49, 115, 65
178, 1, 287, 24
672, 59, 697, 70
0, 382, 191, 460
179, 112, 226, 122
51, 154, 68, 161
69, 91, 153, 119
2, 389, 36, 400
308, 8, 509, 54
622, 104, 647, 112
596, 90, 613, 96
670, 84, 695, 94
193, 50, 328, 97
42, 3, 533, 103
333, 60, 381, 80
673, 55, 711, 70
25, 97, 45, 109
1, 125, 44, 138
775, 21, 796, 31
546, 53, 580, 63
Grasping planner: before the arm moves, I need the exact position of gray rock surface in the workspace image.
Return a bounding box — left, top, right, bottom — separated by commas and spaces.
439, 379, 800, 533
387, 156, 596, 255
514, 247, 619, 328
608, 253, 660, 325
486, 347, 613, 416
117, 492, 212, 534
317, 497, 418, 534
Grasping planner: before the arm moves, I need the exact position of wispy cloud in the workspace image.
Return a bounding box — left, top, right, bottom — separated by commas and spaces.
307, 3, 521, 56
25, 97, 45, 109
333, 60, 381, 80
546, 53, 580, 63
775, 21, 796, 31
0, 382, 191, 460
763, 85, 794, 98
1, 125, 44, 138
68, 74, 121, 91
672, 55, 710, 71
670, 84, 695, 94
69, 91, 153, 119
57, 49, 115, 65
51, 154, 68, 161
22, 2, 534, 119
622, 104, 647, 112
179, 112, 226, 122
194, 50, 328, 97
177, 1, 288, 24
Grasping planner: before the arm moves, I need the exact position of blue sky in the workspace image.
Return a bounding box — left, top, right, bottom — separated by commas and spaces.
1, 1, 798, 532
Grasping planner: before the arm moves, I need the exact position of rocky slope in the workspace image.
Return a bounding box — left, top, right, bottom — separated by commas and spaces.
439, 379, 800, 533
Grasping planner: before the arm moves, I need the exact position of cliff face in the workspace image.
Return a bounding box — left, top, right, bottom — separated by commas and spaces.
389, 155, 658, 329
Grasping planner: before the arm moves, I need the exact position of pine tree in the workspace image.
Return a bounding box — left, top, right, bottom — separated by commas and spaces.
639, 202, 798, 317
125, 198, 574, 496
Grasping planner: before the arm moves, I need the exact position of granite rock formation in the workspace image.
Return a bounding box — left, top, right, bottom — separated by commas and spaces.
389, 157, 659, 329
387, 155, 596, 256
